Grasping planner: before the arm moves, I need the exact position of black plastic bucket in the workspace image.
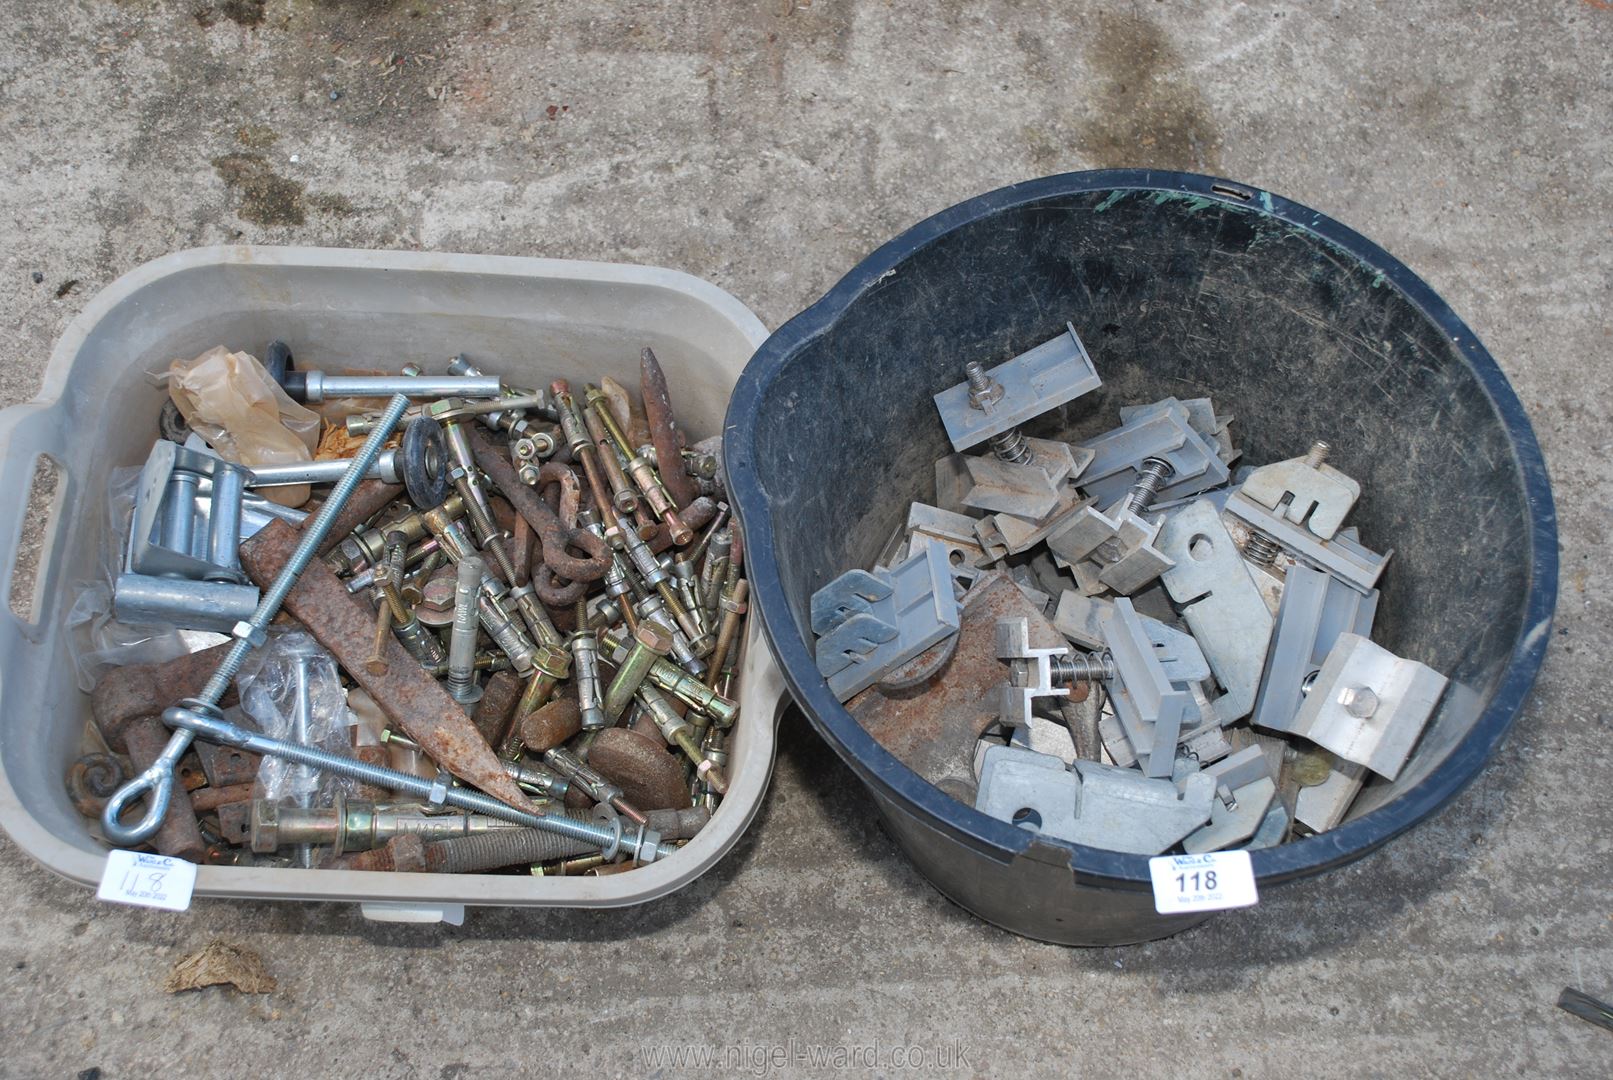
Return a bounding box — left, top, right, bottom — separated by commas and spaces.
724, 170, 1557, 946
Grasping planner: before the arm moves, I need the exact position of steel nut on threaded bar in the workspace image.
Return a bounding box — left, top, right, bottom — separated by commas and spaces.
156, 701, 674, 862
250, 793, 524, 856
102, 393, 414, 848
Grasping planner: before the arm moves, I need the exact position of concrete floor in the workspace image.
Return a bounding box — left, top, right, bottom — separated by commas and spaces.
1, 1, 1609, 1075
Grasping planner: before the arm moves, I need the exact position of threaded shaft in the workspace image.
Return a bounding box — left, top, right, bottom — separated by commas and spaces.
1304, 440, 1331, 468
1049, 652, 1114, 686
964, 361, 991, 393
989, 426, 1033, 465
1122, 457, 1176, 515
447, 554, 485, 701
1244, 531, 1282, 567
199, 394, 411, 704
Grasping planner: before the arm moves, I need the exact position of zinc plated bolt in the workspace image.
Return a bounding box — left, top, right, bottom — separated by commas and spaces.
963, 360, 1033, 466
446, 554, 485, 705
602, 622, 674, 722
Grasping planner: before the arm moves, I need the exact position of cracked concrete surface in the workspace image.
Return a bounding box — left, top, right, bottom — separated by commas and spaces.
1, 1, 1610, 1076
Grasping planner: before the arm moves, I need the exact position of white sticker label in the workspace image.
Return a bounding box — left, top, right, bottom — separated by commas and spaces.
97, 850, 197, 912
1149, 850, 1258, 914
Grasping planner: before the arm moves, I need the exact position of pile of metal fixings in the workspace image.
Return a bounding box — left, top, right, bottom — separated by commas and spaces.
812, 324, 1449, 855
72, 344, 745, 875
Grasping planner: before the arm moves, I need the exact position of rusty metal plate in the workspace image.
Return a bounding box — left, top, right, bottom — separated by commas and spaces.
240, 519, 537, 813
849, 571, 1078, 803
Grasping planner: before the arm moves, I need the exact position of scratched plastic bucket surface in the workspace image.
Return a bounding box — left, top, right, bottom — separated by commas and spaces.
0, 247, 787, 924
724, 170, 1557, 946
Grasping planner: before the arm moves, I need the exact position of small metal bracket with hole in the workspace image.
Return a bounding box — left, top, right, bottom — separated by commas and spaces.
1156, 499, 1275, 725
975, 744, 1216, 854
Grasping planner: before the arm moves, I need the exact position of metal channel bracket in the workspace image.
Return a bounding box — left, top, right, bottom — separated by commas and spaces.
812, 542, 961, 701
1099, 598, 1193, 777
933, 323, 1103, 452
1250, 564, 1379, 735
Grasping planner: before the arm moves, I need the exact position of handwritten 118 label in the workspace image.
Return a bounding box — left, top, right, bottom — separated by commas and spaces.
1148, 850, 1258, 914
97, 850, 197, 912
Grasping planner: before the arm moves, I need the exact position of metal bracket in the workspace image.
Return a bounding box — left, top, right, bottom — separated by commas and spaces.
1156, 499, 1274, 725
1045, 504, 1174, 596
1224, 490, 1390, 594
812, 542, 962, 701
974, 491, 1091, 561
1100, 598, 1193, 777
974, 745, 1215, 854
995, 616, 1075, 727
1054, 591, 1208, 684
129, 440, 252, 583
960, 453, 1062, 519
1077, 400, 1229, 508
933, 323, 1103, 452
1250, 564, 1379, 735
1290, 632, 1448, 781
1176, 746, 1277, 853
1239, 448, 1360, 540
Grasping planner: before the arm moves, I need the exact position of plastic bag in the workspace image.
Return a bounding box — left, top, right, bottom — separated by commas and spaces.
66, 465, 193, 691
236, 631, 356, 806
166, 346, 321, 508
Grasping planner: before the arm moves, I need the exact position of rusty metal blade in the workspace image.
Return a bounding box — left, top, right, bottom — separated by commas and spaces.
240, 519, 536, 812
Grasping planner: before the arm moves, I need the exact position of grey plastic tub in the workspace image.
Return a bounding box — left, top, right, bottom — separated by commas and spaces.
0, 246, 786, 924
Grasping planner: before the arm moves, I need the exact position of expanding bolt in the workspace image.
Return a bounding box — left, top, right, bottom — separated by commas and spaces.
625, 445, 692, 544
446, 554, 485, 705
542, 746, 649, 826
601, 627, 739, 726
250, 792, 523, 856
671, 557, 707, 636
963, 360, 1032, 466
331, 495, 463, 576
621, 523, 709, 652
513, 641, 572, 722
380, 532, 447, 667
638, 685, 729, 793
637, 593, 708, 676
699, 527, 732, 627
695, 727, 729, 810
1122, 457, 1176, 516
477, 590, 539, 676
603, 622, 674, 721
365, 583, 392, 677
571, 601, 607, 731
533, 854, 608, 876
705, 579, 749, 693
580, 395, 642, 516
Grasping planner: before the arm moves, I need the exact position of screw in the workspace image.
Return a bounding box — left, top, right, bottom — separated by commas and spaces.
962, 361, 1032, 465
1045, 650, 1115, 686
1305, 440, 1332, 469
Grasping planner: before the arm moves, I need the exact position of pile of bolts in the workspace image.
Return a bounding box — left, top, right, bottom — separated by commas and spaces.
814, 324, 1449, 856
70, 343, 747, 875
